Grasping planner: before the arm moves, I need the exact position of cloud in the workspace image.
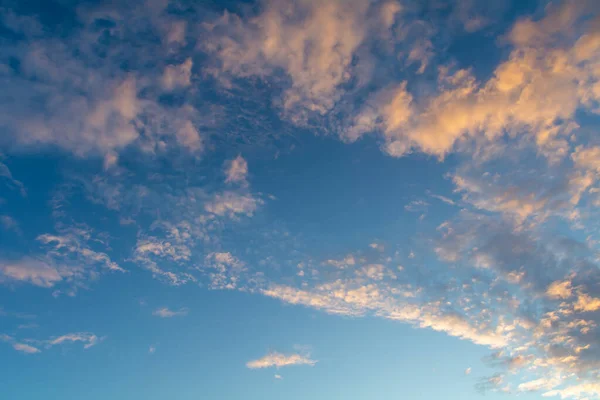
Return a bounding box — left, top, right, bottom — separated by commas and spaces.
546, 280, 574, 300
48, 333, 100, 349
0, 5, 208, 159
176, 120, 203, 152
204, 191, 262, 218
13, 343, 41, 354
246, 351, 317, 369
345, 1, 600, 159
225, 155, 248, 185
1, 331, 100, 353
0, 258, 63, 288
204, 0, 373, 122
38, 231, 125, 272
1, 2, 600, 399
261, 280, 508, 348
162, 58, 193, 90
0, 160, 26, 196
203, 252, 246, 289
152, 307, 189, 318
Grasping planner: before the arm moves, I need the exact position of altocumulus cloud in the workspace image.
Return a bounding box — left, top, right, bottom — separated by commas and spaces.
1, 0, 600, 399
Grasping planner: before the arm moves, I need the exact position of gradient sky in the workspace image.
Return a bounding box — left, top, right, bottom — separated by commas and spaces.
1, 0, 600, 399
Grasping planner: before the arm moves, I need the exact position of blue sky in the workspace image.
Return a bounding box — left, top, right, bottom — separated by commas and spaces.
1, 0, 600, 399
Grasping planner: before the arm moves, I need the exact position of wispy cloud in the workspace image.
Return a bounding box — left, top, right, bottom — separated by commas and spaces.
1, 331, 100, 353
152, 307, 189, 318
246, 351, 317, 369
12, 343, 40, 354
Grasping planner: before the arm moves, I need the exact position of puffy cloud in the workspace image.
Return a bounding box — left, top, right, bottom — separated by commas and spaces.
544, 383, 600, 400
546, 280, 574, 300
345, 1, 600, 159
204, 0, 377, 121
176, 120, 203, 152
246, 351, 317, 369
518, 377, 560, 392
152, 307, 189, 318
162, 58, 193, 90
204, 191, 262, 218
572, 146, 600, 174
225, 155, 248, 185
13, 343, 41, 354
0, 258, 63, 288
0, 5, 210, 159
345, 82, 413, 143
573, 293, 600, 312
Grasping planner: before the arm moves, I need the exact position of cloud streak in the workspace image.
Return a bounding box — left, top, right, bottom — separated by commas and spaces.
246, 352, 317, 369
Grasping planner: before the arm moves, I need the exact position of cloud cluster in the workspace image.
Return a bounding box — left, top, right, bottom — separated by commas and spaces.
1, 1, 600, 399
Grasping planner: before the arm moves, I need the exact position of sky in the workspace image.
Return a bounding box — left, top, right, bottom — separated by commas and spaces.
1, 0, 600, 399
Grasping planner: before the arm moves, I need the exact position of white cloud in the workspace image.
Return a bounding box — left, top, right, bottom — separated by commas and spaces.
345, 1, 600, 160
544, 383, 600, 400
203, 252, 245, 290
204, 191, 262, 218
204, 0, 374, 122
225, 155, 248, 185
261, 279, 507, 349
38, 230, 124, 272
246, 351, 317, 369
152, 307, 189, 318
48, 333, 99, 349
0, 258, 63, 288
13, 343, 41, 354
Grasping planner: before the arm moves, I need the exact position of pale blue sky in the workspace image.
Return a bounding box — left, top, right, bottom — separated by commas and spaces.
1, 0, 600, 399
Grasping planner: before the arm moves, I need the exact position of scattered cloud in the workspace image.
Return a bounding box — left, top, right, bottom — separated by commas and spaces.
1, 1, 600, 399
1, 331, 100, 353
